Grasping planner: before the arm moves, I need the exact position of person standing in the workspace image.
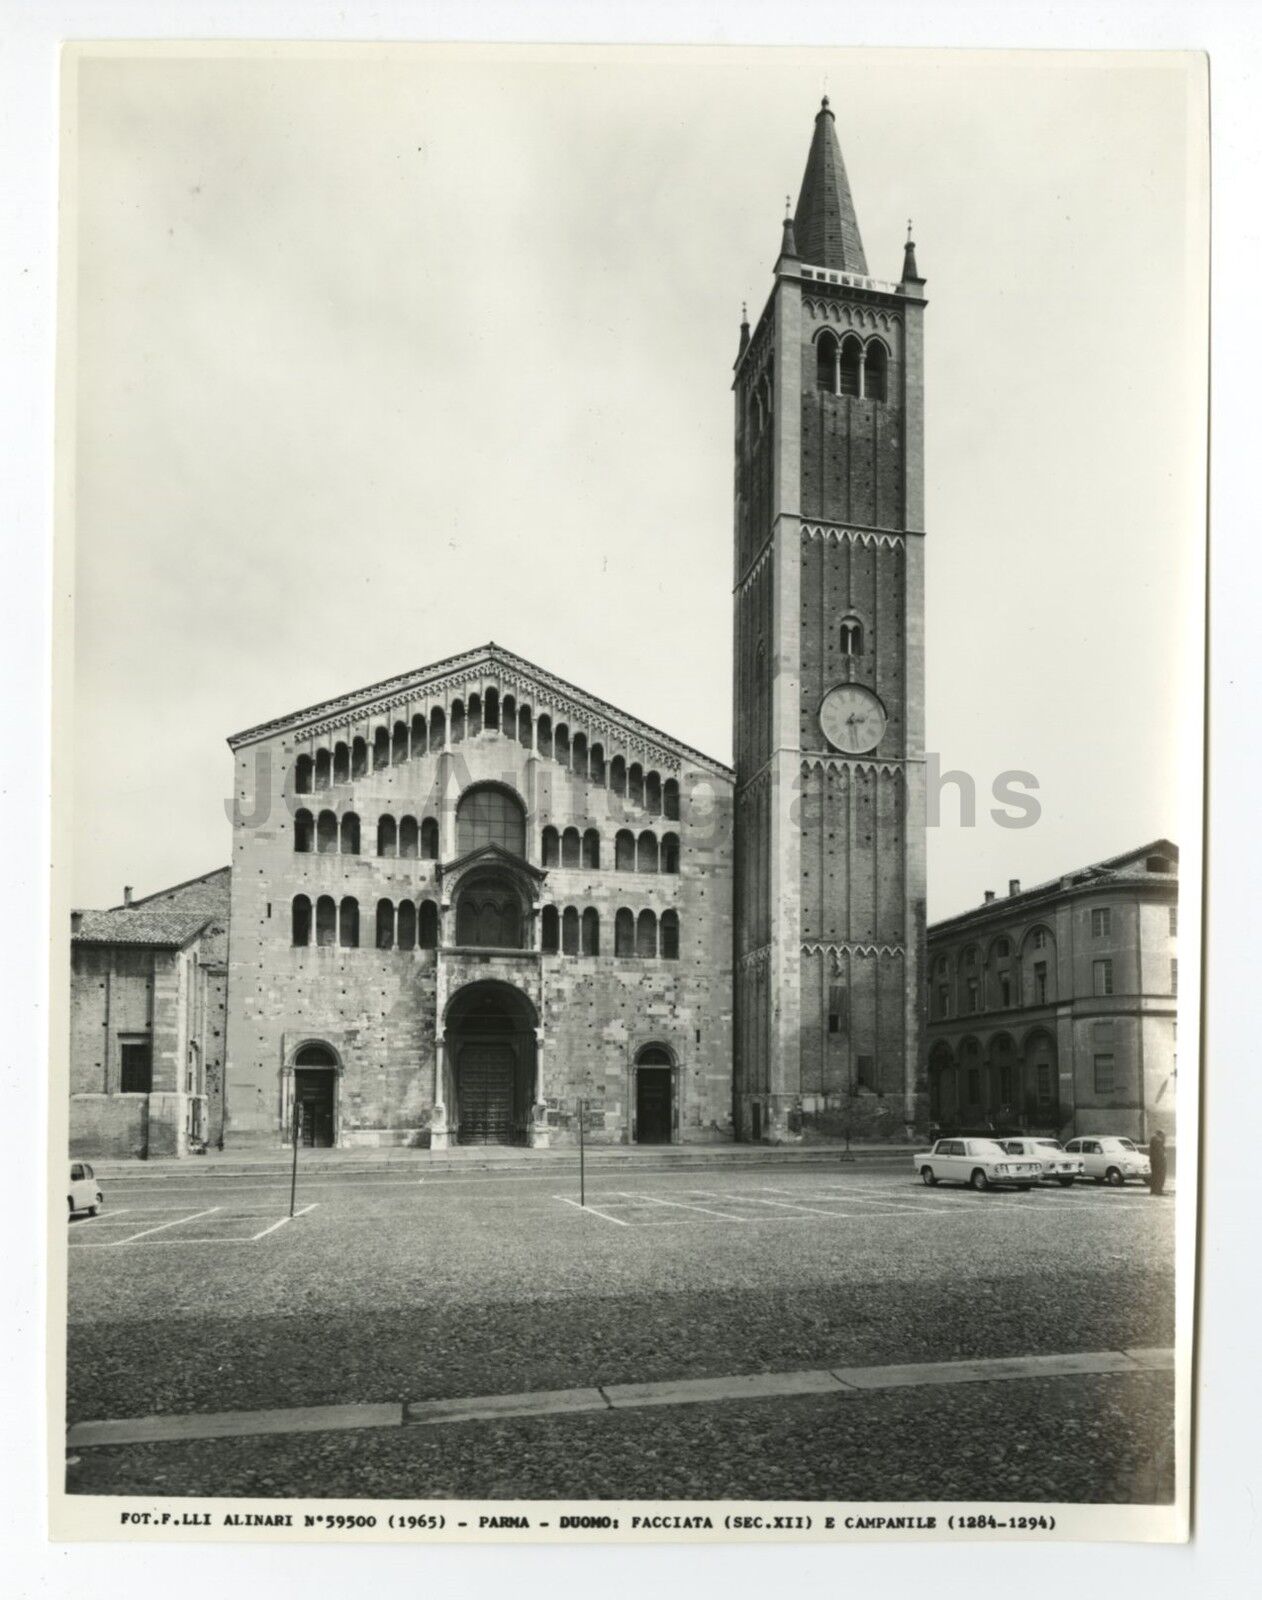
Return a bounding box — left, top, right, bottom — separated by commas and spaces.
1148, 1128, 1168, 1196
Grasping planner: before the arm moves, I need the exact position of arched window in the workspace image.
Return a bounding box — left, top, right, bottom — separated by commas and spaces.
411, 713, 427, 757
661, 832, 680, 874
340, 812, 360, 854
636, 909, 658, 958
377, 814, 397, 857
615, 829, 636, 871
554, 724, 570, 767
518, 705, 532, 747
759, 374, 772, 427
839, 335, 862, 397
418, 900, 438, 950
450, 700, 465, 744
645, 772, 662, 814
295, 754, 313, 794
455, 877, 524, 948
628, 763, 645, 806
456, 785, 526, 857
561, 827, 581, 868
376, 899, 394, 950
502, 693, 516, 735
420, 817, 439, 860
399, 815, 419, 859
294, 809, 314, 852
292, 895, 312, 946
333, 742, 350, 783
590, 744, 606, 785
864, 339, 888, 403
541, 826, 560, 866
541, 904, 560, 954
468, 693, 482, 737
315, 895, 337, 947
372, 728, 389, 771
660, 909, 680, 960
314, 749, 332, 789
396, 900, 416, 951
429, 706, 446, 751
610, 755, 626, 797
614, 908, 635, 957
637, 831, 659, 873
339, 897, 359, 948
582, 828, 600, 868
663, 778, 680, 821
581, 907, 600, 955
572, 732, 588, 776
351, 737, 368, 778
485, 688, 499, 730
840, 616, 863, 657
317, 810, 338, 854
537, 714, 553, 759
562, 906, 580, 956
816, 328, 839, 392
295, 1043, 336, 1068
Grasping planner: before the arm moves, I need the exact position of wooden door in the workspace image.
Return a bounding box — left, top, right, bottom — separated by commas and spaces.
636, 1067, 673, 1144
458, 1044, 516, 1144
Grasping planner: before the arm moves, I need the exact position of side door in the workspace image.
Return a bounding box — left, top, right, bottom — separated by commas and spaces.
1079, 1139, 1103, 1177
939, 1139, 966, 1182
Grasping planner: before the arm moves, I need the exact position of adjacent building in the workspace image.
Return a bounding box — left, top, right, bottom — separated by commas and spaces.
69, 868, 230, 1157
925, 841, 1179, 1142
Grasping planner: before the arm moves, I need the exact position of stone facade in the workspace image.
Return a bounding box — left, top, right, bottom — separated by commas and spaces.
731, 101, 928, 1143
223, 646, 734, 1148
69, 869, 230, 1157
925, 841, 1180, 1142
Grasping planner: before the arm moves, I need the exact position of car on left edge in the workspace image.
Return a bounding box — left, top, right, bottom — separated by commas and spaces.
68, 1161, 103, 1218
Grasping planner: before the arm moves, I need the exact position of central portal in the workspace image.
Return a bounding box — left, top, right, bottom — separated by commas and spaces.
446, 980, 537, 1146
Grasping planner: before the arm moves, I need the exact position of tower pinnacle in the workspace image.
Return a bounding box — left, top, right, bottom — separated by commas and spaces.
792, 96, 867, 274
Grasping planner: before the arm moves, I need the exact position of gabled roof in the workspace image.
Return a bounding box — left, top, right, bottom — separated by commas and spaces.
109, 865, 230, 913
226, 641, 733, 780
929, 839, 1180, 938
71, 907, 214, 949
438, 842, 549, 885
793, 97, 868, 275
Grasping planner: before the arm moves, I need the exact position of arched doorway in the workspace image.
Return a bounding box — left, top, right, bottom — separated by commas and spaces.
634, 1044, 675, 1145
292, 1043, 337, 1147
445, 982, 537, 1146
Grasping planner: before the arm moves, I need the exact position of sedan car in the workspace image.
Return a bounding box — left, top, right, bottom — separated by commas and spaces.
68, 1161, 103, 1217
913, 1138, 1043, 1191
1000, 1137, 1085, 1187
1062, 1136, 1151, 1186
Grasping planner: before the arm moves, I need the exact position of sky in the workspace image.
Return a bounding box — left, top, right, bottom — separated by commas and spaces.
67, 45, 1206, 919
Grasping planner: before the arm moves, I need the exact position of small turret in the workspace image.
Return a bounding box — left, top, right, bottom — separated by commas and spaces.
902, 219, 924, 286
776, 197, 799, 268
736, 301, 750, 361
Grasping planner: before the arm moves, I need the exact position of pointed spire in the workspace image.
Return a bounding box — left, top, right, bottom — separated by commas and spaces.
737, 301, 750, 360
792, 96, 867, 274
902, 218, 924, 284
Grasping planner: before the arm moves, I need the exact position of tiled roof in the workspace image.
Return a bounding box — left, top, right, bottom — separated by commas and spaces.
793, 98, 868, 275
71, 908, 213, 948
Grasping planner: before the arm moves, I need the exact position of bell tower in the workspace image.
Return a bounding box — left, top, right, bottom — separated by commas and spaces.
732, 98, 927, 1142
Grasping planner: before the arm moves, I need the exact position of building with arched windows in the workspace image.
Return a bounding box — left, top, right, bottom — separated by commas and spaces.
223, 642, 734, 1148
925, 841, 1179, 1143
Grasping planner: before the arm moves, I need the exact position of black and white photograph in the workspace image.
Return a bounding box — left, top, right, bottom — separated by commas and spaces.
45, 36, 1205, 1546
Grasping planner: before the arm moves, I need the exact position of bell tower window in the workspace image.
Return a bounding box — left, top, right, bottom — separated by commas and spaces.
839, 617, 863, 657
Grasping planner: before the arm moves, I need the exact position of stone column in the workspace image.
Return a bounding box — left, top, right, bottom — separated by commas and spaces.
431, 1036, 451, 1150
529, 1027, 550, 1147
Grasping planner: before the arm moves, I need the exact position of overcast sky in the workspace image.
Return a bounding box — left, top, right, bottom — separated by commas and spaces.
67, 46, 1205, 919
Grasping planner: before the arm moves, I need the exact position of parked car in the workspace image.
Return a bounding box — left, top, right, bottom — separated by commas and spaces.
1062, 1136, 1151, 1186
1000, 1137, 1085, 1187
68, 1161, 103, 1217
913, 1138, 1043, 1192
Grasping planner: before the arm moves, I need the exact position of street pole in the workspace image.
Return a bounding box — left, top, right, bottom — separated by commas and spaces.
289, 1092, 300, 1218
578, 1096, 586, 1207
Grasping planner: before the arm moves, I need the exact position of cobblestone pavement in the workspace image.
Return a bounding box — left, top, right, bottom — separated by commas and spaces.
65, 1164, 1176, 1500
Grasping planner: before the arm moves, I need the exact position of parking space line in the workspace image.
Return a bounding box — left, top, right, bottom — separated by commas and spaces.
689, 1189, 852, 1219
556, 1195, 632, 1226
618, 1191, 753, 1222
251, 1202, 318, 1239
110, 1207, 220, 1245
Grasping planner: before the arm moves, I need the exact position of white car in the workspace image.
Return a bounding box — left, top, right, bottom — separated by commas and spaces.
1000, 1137, 1085, 1187
913, 1138, 1043, 1192
68, 1161, 103, 1217
1062, 1136, 1151, 1187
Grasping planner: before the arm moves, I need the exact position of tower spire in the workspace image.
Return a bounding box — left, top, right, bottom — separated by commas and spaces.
792, 95, 867, 274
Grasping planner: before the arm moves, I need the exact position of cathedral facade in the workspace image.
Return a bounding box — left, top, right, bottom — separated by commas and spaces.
80, 101, 929, 1154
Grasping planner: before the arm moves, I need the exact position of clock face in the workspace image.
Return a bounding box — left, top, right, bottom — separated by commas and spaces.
819, 684, 887, 755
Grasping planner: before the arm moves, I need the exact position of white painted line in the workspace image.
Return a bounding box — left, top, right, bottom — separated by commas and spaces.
556, 1195, 631, 1227
67, 1347, 1176, 1449
112, 1207, 220, 1245
252, 1201, 318, 1239
732, 1191, 884, 1219
620, 1191, 752, 1222
406, 1387, 610, 1426
68, 1401, 403, 1448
